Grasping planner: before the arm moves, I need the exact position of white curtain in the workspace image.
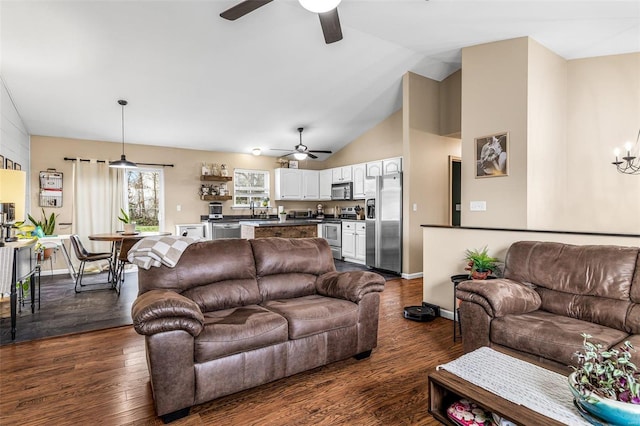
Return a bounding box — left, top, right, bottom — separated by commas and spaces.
71, 159, 124, 268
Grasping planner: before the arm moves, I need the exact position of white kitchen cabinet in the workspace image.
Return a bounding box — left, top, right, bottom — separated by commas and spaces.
302, 170, 319, 200
275, 168, 302, 200
383, 157, 402, 174
341, 220, 366, 264
352, 163, 366, 199
332, 166, 352, 183
366, 161, 383, 177
355, 222, 367, 261
319, 169, 332, 200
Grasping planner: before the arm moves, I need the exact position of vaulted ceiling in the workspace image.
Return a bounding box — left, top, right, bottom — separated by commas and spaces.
2, 1, 638, 159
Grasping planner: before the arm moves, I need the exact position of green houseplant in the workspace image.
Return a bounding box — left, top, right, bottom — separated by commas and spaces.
118, 208, 136, 234
28, 208, 59, 236
569, 333, 640, 424
464, 246, 499, 279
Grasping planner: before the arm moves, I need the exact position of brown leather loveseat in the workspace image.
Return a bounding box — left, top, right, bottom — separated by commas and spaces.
131, 237, 385, 422
457, 241, 640, 371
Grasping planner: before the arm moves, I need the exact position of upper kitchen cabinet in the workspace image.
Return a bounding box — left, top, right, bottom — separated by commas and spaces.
352, 163, 366, 199
275, 168, 302, 200
302, 170, 319, 200
332, 166, 352, 183
319, 169, 332, 200
366, 161, 383, 177
383, 157, 402, 174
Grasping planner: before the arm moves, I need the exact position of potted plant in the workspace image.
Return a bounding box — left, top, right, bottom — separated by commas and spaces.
262, 197, 270, 207
569, 333, 640, 424
28, 208, 59, 236
279, 211, 287, 223
464, 246, 499, 279
118, 208, 136, 234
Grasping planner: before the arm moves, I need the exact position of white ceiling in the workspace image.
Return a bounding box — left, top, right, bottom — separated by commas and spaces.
2, 0, 639, 160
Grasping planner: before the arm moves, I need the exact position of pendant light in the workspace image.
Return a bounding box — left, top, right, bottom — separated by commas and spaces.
109, 99, 137, 168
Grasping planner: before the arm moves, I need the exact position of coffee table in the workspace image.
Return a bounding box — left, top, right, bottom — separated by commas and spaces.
428, 347, 588, 426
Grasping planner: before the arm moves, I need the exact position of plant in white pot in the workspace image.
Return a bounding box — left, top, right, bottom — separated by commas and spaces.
118, 208, 136, 234
279, 211, 287, 223
569, 333, 640, 425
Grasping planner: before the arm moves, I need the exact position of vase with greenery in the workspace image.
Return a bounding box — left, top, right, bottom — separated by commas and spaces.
279, 211, 287, 222
28, 208, 59, 236
118, 208, 136, 234
569, 333, 640, 425
463, 246, 499, 279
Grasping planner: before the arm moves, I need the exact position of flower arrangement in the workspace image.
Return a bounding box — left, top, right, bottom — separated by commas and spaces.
572, 333, 639, 404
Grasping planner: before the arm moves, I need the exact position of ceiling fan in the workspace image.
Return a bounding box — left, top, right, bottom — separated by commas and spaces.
271, 127, 332, 160
220, 0, 343, 44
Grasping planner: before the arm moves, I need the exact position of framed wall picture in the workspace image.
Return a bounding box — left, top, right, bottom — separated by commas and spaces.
475, 132, 508, 178
0, 155, 4, 169
6, 158, 13, 170
14, 163, 21, 170
288, 160, 299, 169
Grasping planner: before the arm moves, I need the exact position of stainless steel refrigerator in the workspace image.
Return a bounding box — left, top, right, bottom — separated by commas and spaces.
365, 172, 402, 274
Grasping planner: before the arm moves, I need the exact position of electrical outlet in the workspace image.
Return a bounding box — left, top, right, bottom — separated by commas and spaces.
176, 204, 181, 212
470, 201, 486, 211
412, 203, 417, 212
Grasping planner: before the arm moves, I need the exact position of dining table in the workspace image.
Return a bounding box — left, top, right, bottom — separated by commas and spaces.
88, 231, 171, 287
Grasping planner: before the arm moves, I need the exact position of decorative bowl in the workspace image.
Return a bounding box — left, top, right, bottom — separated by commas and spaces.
569, 372, 640, 426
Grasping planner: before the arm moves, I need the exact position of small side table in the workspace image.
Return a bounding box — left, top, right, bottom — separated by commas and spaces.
451, 274, 471, 342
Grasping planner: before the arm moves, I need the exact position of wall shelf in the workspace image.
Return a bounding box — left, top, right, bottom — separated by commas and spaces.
200, 195, 232, 201
200, 175, 232, 182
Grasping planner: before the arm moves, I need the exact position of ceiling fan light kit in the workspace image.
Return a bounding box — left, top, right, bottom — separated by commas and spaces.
269, 127, 333, 160
298, 0, 342, 14
220, 0, 343, 44
109, 99, 137, 169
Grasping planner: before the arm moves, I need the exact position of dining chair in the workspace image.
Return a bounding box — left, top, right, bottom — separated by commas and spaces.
115, 238, 137, 294
69, 234, 114, 293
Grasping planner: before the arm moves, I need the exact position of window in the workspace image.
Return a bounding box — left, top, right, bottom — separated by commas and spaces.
234, 169, 270, 207
124, 168, 164, 231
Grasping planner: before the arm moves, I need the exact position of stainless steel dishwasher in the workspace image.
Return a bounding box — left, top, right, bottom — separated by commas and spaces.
210, 222, 241, 240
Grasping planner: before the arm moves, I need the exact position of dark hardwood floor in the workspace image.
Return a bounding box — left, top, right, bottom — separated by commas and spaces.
0, 277, 462, 425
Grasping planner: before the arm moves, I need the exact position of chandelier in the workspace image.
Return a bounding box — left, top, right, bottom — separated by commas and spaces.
612, 130, 640, 175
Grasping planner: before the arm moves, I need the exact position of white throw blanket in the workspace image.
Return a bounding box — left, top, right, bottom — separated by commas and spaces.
127, 235, 200, 270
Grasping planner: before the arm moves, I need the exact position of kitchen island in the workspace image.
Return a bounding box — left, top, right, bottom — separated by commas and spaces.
240, 220, 319, 239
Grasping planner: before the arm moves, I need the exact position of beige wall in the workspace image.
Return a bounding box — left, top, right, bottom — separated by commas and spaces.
565, 53, 640, 233
403, 72, 462, 275
439, 70, 462, 137
461, 37, 640, 234
423, 226, 640, 315
461, 37, 530, 229
526, 39, 568, 230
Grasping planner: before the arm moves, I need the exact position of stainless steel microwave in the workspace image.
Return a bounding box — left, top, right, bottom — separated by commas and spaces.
331, 182, 353, 200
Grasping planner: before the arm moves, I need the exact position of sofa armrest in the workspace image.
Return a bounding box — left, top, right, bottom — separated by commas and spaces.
316, 271, 385, 303
457, 278, 541, 318
131, 289, 205, 337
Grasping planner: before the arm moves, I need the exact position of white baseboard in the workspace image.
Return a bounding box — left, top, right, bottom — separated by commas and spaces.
440, 309, 455, 321
401, 271, 423, 280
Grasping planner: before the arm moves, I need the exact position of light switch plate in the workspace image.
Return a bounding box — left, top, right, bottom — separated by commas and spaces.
470, 201, 486, 211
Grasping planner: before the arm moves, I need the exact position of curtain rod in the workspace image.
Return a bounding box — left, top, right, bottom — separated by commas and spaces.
63, 157, 174, 167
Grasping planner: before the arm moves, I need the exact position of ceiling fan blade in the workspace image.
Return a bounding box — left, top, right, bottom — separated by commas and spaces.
308, 150, 332, 154
270, 148, 293, 152
307, 153, 318, 159
220, 0, 273, 21
318, 8, 343, 44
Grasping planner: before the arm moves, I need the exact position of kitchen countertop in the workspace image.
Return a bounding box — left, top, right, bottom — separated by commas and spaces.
201, 216, 346, 225
240, 219, 338, 228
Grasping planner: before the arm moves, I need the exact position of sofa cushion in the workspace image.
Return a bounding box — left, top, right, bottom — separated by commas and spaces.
250, 238, 336, 300
195, 305, 288, 363
137, 239, 258, 296
262, 295, 358, 340
491, 310, 629, 366
504, 241, 638, 300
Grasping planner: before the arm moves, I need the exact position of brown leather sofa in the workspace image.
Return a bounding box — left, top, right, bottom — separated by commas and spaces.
131, 237, 385, 422
457, 241, 640, 371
